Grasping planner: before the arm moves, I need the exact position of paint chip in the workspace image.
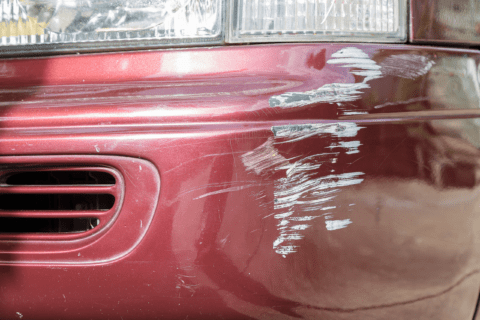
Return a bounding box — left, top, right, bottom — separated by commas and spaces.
325, 219, 352, 231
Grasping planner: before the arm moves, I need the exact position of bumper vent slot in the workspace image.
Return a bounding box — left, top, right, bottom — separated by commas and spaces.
0, 155, 157, 264
0, 168, 120, 236
0, 193, 115, 211
0, 217, 99, 233
4, 170, 116, 185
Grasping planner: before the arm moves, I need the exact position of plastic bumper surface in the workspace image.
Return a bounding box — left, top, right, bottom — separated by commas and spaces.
1, 44, 480, 319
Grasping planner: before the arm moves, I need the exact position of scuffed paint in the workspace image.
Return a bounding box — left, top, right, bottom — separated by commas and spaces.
272, 170, 364, 255
175, 274, 198, 297
268, 47, 435, 109
274, 172, 364, 212
327, 47, 382, 81
328, 140, 362, 154
272, 122, 363, 142
287, 215, 322, 221
325, 219, 352, 231
241, 137, 289, 175
268, 82, 369, 108
380, 54, 435, 79
269, 47, 382, 108
249, 49, 438, 256
243, 122, 365, 256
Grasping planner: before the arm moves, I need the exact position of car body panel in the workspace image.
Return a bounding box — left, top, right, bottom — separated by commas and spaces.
1, 44, 480, 319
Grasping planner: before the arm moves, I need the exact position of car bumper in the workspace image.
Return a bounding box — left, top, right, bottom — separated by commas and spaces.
1, 43, 480, 319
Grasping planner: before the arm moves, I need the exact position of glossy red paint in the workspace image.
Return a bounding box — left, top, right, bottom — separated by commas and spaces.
0, 44, 480, 319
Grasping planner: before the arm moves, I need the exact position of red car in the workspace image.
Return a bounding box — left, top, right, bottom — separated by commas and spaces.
0, 0, 479, 319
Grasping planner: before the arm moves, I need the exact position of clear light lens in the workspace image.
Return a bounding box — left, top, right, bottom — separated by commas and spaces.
227, 0, 407, 43
0, 0, 223, 50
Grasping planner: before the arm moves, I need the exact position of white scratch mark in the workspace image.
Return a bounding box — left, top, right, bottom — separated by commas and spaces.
321, 205, 337, 210
326, 219, 352, 231
272, 166, 363, 255
16, 312, 23, 319
269, 49, 435, 111
373, 96, 429, 109
175, 274, 198, 296
331, 47, 370, 59
243, 122, 365, 256
328, 47, 382, 82
140, 220, 143, 228
380, 54, 435, 79
288, 215, 321, 221
290, 224, 311, 230
94, 144, 100, 153
272, 122, 363, 143
276, 245, 297, 257
343, 111, 368, 115
274, 172, 364, 211
219, 234, 229, 247
194, 184, 262, 200
328, 140, 362, 154
269, 82, 370, 108
241, 137, 289, 175
273, 233, 304, 245
269, 47, 382, 108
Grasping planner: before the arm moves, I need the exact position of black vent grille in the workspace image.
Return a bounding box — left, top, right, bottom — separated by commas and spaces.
4, 170, 115, 185
0, 169, 118, 235
0, 193, 115, 211
0, 218, 100, 233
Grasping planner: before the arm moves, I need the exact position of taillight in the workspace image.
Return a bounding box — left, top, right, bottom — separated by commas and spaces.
2, 0, 480, 55
227, 0, 407, 43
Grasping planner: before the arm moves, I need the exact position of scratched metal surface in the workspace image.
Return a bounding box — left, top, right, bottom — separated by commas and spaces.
1, 44, 480, 319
